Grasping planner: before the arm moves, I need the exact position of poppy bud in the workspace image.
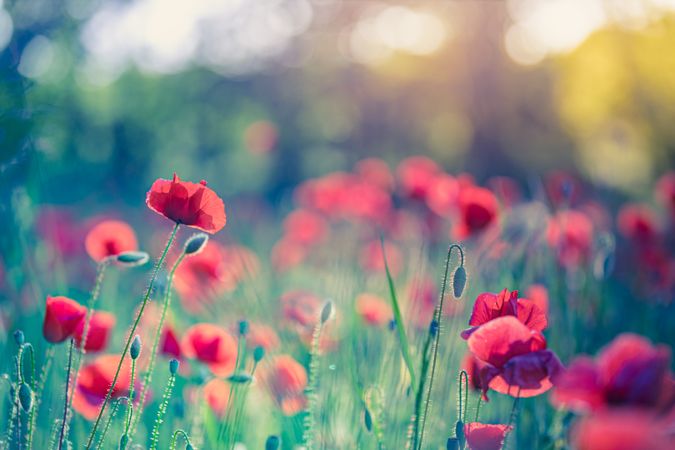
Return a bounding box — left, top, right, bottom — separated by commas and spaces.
238, 320, 249, 336
186, 445, 193, 450
453, 266, 467, 298
18, 383, 32, 412
13, 330, 24, 346
388, 319, 396, 331
116, 251, 149, 267
429, 319, 439, 337
130, 335, 141, 360
265, 435, 281, 450
169, 358, 180, 375
455, 420, 465, 448
364, 408, 373, 432
446, 437, 459, 450
119, 433, 128, 449
184, 233, 209, 255
253, 346, 265, 362
227, 373, 252, 384
320, 301, 333, 324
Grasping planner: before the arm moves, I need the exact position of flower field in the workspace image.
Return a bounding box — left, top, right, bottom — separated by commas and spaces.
1, 2, 675, 450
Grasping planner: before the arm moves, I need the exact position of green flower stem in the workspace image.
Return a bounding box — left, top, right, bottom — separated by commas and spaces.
28, 344, 54, 449
130, 250, 186, 437
21, 343, 36, 450
85, 223, 179, 449
149, 371, 176, 450
57, 339, 75, 450
169, 429, 192, 450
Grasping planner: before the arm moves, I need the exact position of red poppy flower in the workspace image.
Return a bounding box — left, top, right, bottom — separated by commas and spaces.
617, 204, 661, 245
396, 156, 440, 199
552, 333, 672, 412
84, 220, 138, 262
360, 239, 402, 276
181, 323, 238, 376
146, 173, 226, 234
355, 293, 392, 326
355, 158, 394, 191
454, 186, 499, 239
464, 423, 513, 450
546, 210, 593, 268
280, 290, 322, 330
467, 316, 563, 400
264, 355, 308, 415
464, 353, 486, 392
43, 296, 87, 344
174, 241, 234, 314
72, 354, 132, 420
487, 176, 521, 208
245, 323, 280, 351
74, 311, 116, 352
283, 209, 328, 246
572, 409, 674, 450
524, 284, 549, 316
271, 238, 308, 272
203, 378, 231, 417
426, 174, 460, 218
461, 289, 547, 339
160, 325, 182, 360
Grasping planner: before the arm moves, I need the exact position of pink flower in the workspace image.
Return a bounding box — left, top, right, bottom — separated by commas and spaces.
464, 423, 513, 450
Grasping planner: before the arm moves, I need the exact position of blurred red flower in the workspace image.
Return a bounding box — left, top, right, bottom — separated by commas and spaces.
426, 174, 459, 218
454, 186, 499, 239
467, 316, 563, 400
487, 176, 521, 208
74, 310, 116, 352
265, 355, 308, 415
360, 239, 402, 276
244, 323, 280, 351
43, 295, 86, 344
656, 171, 675, 218
355, 293, 392, 326
397, 156, 440, 200
545, 170, 583, 207
461, 289, 547, 339
271, 238, 308, 272
283, 209, 328, 246
552, 333, 673, 412
546, 210, 593, 268
280, 290, 322, 330
617, 204, 661, 245
524, 284, 549, 316
174, 241, 234, 314
572, 409, 674, 450
146, 173, 226, 234
160, 325, 182, 360
84, 220, 138, 262
72, 354, 132, 420
464, 422, 512, 450
355, 158, 394, 191
204, 378, 231, 417
181, 323, 238, 376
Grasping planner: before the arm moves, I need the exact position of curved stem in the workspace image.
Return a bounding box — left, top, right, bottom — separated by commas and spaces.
416, 244, 462, 450
130, 251, 186, 437
169, 429, 191, 450
474, 396, 482, 423
85, 223, 179, 449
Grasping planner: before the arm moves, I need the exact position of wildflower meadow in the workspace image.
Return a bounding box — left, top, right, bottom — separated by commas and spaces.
1, 1, 674, 450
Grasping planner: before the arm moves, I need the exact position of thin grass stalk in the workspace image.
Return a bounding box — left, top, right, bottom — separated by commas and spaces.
415, 244, 464, 450
95, 398, 128, 450
57, 339, 75, 450
149, 369, 176, 450
20, 343, 35, 450
12, 344, 24, 448
28, 344, 54, 448
85, 223, 179, 449
131, 251, 186, 436
302, 322, 324, 450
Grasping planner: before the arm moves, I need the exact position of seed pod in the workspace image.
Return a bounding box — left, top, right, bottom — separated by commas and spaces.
253, 346, 265, 362
119, 434, 129, 449
320, 301, 333, 324
227, 373, 252, 384
116, 251, 150, 267
455, 420, 465, 448
130, 335, 142, 360
364, 408, 372, 432
265, 435, 281, 450
13, 330, 24, 346
169, 359, 180, 375
429, 319, 439, 337
238, 320, 249, 336
186, 444, 193, 450
184, 233, 209, 255
446, 437, 459, 450
18, 383, 32, 412
453, 266, 467, 298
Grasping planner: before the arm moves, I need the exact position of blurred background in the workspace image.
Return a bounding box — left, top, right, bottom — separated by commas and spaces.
1, 0, 675, 238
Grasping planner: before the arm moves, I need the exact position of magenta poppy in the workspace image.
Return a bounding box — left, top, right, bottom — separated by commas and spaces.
464, 422, 513, 450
